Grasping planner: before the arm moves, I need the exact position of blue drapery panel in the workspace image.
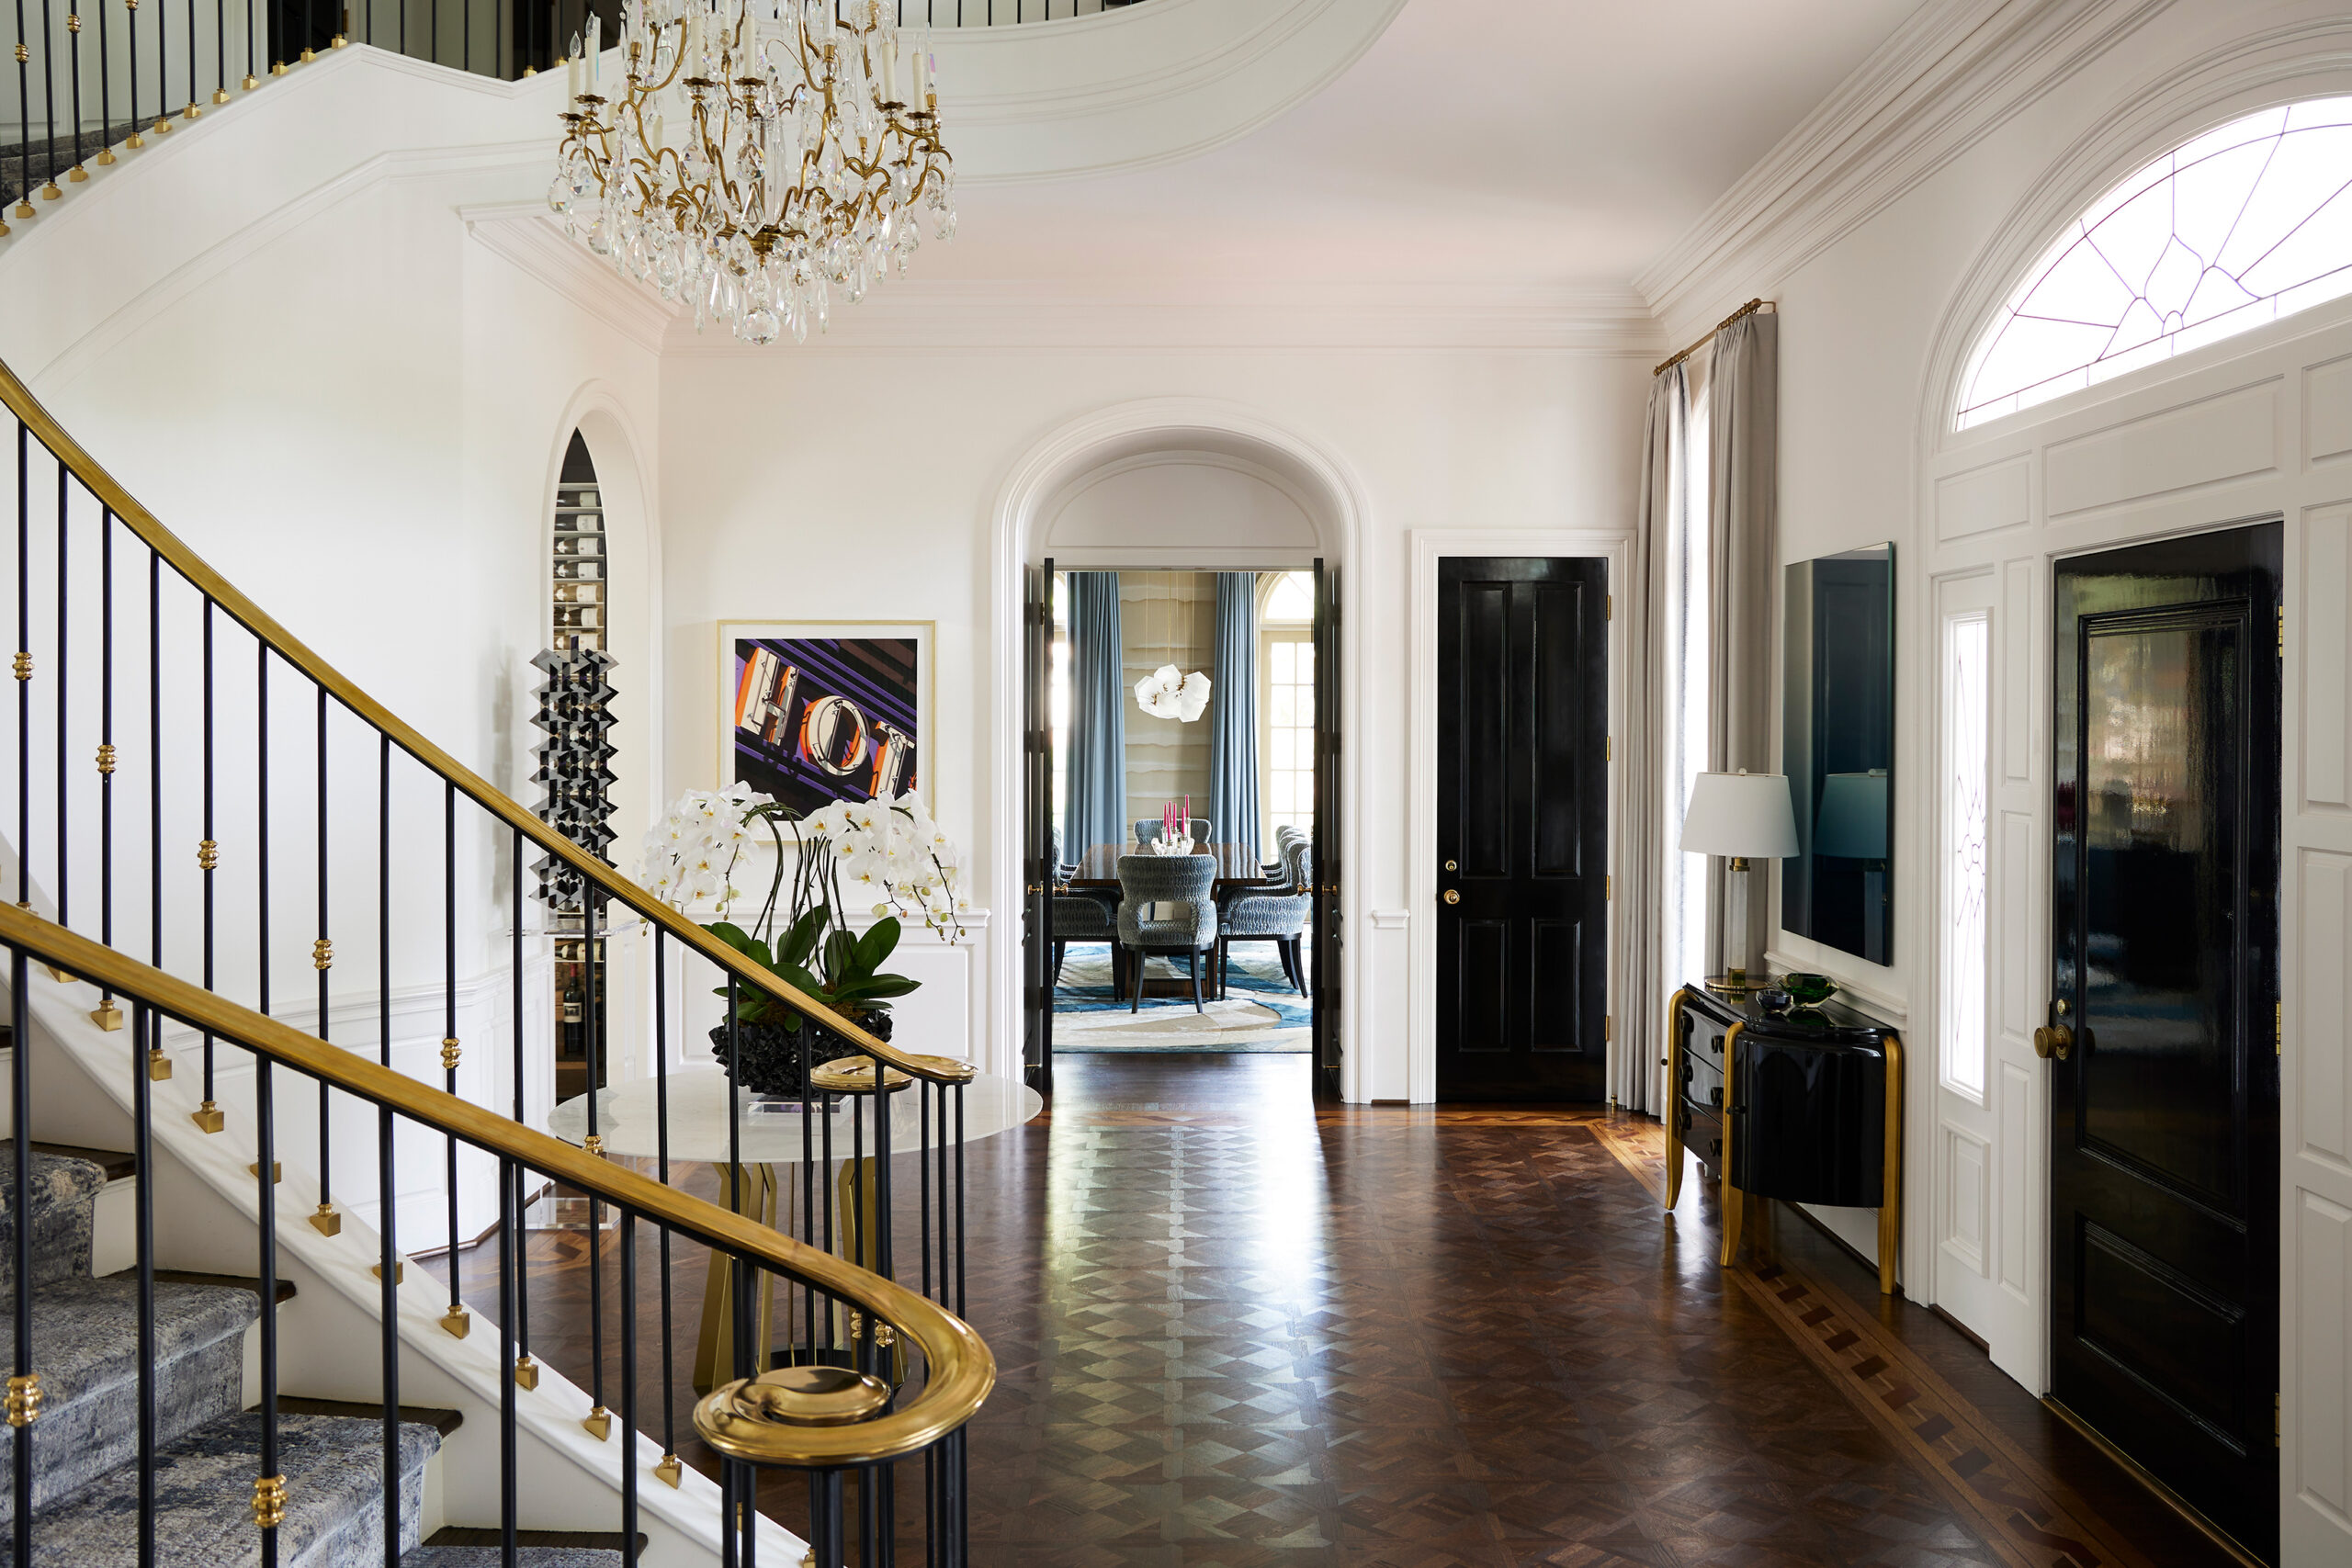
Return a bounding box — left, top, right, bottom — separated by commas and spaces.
1064, 571, 1128, 857
1206, 571, 1260, 861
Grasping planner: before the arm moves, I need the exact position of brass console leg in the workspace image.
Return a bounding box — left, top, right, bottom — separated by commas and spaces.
1663, 988, 1687, 1211
1718, 1021, 1746, 1268
1878, 1031, 1905, 1294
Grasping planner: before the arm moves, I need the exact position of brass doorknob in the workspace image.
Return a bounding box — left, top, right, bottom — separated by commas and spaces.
1442, 889, 1460, 905
2032, 1023, 2074, 1061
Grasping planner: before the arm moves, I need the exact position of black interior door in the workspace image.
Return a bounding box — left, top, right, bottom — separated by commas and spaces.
1435, 557, 1608, 1100
1312, 559, 1341, 1099
1023, 561, 1053, 1095
2051, 524, 2279, 1562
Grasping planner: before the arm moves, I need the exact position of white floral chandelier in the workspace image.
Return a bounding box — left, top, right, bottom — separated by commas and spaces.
551, 0, 956, 345
1134, 665, 1211, 722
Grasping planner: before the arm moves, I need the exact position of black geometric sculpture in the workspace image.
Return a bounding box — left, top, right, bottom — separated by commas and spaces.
530, 641, 619, 912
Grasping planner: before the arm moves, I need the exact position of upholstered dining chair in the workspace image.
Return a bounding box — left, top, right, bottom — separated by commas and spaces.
1114, 852, 1218, 1013
1049, 825, 1122, 993
1219, 837, 1312, 996
1133, 818, 1212, 847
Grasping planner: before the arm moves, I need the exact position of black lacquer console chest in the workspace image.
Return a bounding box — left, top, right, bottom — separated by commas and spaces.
1666, 983, 1905, 1293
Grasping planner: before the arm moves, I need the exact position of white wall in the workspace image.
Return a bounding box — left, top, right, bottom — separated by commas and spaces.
657, 345, 1648, 1098
1654, 3, 2352, 1559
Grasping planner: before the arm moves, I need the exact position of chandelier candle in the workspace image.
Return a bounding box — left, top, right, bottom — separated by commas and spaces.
550, 0, 956, 346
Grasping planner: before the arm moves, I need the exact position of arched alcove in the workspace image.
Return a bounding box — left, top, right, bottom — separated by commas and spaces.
987, 400, 1367, 1095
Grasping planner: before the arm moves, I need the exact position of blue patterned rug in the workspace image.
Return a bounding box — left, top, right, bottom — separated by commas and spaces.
1052, 945, 1310, 1053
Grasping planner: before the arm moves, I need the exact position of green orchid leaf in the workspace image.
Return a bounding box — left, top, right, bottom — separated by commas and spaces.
854, 917, 901, 971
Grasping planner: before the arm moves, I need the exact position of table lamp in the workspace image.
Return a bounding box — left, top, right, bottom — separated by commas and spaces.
1679, 769, 1800, 988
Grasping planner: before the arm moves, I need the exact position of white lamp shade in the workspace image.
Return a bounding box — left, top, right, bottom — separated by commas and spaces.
1814, 771, 1890, 860
1679, 771, 1800, 859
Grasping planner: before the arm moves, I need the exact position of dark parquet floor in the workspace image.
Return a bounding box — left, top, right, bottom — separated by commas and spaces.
431, 1053, 2224, 1568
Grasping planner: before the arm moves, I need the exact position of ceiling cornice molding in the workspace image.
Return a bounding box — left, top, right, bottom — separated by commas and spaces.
460, 206, 677, 356
1634, 0, 2174, 340
657, 281, 1663, 356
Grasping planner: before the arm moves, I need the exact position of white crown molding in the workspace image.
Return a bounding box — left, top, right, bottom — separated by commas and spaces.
461, 205, 677, 357
657, 279, 1664, 355
1635, 0, 2174, 340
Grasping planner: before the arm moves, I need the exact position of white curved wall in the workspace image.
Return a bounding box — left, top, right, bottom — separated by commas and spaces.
1043, 451, 1324, 566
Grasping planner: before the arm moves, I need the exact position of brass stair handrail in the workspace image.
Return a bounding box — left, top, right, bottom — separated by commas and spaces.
0, 355, 970, 1088
0, 902, 995, 1467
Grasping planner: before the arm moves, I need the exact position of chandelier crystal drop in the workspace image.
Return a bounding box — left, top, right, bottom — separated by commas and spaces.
549, 0, 956, 345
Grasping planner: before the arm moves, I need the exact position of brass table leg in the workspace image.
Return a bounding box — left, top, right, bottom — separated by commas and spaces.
1878, 1032, 1905, 1295
1718, 1021, 1746, 1269
693, 1162, 778, 1393
1663, 988, 1687, 1211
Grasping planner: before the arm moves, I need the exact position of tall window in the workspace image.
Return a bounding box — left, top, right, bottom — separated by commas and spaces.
1939, 610, 1991, 1099
1258, 570, 1316, 848
1960, 97, 2352, 428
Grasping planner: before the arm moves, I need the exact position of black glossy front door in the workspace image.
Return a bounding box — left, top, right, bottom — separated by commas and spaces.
1435, 557, 1608, 1100
2051, 524, 2279, 1562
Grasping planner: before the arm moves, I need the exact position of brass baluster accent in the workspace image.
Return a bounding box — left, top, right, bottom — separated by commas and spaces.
6, 1372, 42, 1425
514, 1354, 540, 1390
250, 1473, 287, 1529
11, 652, 29, 680
440, 1303, 470, 1338
440, 1036, 460, 1070
312, 938, 332, 970
198, 838, 219, 870
96, 742, 115, 774
191, 1100, 224, 1133
582, 1404, 612, 1440
310, 1201, 340, 1236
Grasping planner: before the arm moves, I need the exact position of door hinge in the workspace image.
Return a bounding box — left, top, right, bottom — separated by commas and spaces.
1605, 737, 1612, 762
2277, 999, 2282, 1057
1605, 1014, 1613, 1043
1606, 874, 1612, 900
1606, 593, 1613, 621
2278, 606, 2285, 659
2276, 1391, 2281, 1446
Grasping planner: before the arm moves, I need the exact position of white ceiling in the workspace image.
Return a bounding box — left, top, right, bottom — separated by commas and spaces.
922, 0, 1927, 298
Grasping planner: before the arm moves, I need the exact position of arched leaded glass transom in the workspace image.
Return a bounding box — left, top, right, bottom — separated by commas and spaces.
1957, 97, 2352, 429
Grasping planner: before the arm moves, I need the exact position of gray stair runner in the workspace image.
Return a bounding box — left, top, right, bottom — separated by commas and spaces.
0, 1142, 541, 1563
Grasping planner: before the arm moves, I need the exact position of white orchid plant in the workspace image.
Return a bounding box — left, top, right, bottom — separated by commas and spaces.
639, 782, 967, 1030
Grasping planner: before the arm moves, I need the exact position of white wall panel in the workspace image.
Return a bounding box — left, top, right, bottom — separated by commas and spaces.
2043, 379, 2280, 517
2304, 508, 2352, 814
2297, 1190, 2352, 1527
1936, 456, 2031, 542
2302, 852, 2352, 1173
2001, 560, 2033, 783
1945, 1122, 1989, 1274
1998, 812, 2034, 1043
1998, 1060, 2031, 1299
2308, 355, 2352, 467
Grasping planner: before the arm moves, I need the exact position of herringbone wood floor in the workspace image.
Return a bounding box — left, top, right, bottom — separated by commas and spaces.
433, 1053, 2232, 1568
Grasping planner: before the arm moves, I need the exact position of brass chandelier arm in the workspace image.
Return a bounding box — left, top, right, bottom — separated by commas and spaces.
0, 902, 995, 1467
0, 354, 972, 1088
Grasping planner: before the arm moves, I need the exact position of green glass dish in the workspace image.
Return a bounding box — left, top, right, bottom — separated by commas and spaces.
1780, 972, 1840, 1007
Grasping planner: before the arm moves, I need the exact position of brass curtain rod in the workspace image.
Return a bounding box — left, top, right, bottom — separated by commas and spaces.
1653, 298, 1776, 378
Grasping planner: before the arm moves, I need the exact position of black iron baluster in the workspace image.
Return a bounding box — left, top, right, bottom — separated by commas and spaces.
184, 0, 193, 113
619, 1210, 639, 1566
808, 1469, 844, 1568
127, 0, 141, 152
498, 1156, 518, 1568
255, 1054, 282, 1568
443, 780, 463, 1335
302, 0, 311, 62
133, 1002, 157, 1568
147, 555, 159, 977
256, 644, 269, 1022
66, 0, 85, 183
819, 1045, 833, 1355
313, 684, 333, 1235
153, 0, 166, 136
54, 461, 67, 934
378, 732, 398, 1568
96, 509, 116, 1028
9, 949, 31, 1568
33, 0, 56, 200
921, 1078, 933, 1568
654, 931, 676, 1479
584, 886, 606, 1438
511, 824, 535, 1393
97, 0, 110, 163
725, 979, 748, 1425
15, 423, 27, 914
244, 0, 254, 86
198, 599, 218, 1130
801, 1014, 816, 1359
854, 1078, 874, 1565
215, 0, 223, 99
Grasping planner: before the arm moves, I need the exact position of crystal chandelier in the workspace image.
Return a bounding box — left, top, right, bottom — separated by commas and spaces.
550, 0, 956, 345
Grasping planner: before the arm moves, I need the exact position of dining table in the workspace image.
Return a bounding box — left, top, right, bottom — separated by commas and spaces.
1062, 840, 1269, 893
1061, 842, 1270, 998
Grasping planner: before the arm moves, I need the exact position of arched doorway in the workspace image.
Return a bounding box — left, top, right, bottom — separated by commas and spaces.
989, 405, 1367, 1100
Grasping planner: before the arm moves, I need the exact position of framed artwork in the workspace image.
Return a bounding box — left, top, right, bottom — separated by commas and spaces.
719, 621, 933, 815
